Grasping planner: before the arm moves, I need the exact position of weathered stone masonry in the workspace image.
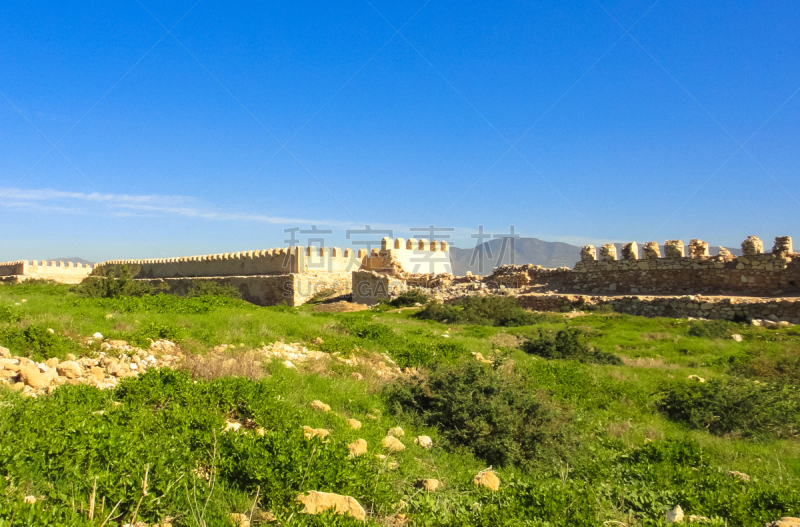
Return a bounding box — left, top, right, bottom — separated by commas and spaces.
96, 237, 452, 306
563, 235, 799, 296
0, 260, 96, 284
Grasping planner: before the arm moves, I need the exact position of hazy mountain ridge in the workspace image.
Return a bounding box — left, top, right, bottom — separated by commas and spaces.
449, 238, 742, 276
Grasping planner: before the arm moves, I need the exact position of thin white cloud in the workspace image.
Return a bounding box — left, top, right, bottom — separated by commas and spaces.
0, 187, 401, 230
0, 187, 188, 206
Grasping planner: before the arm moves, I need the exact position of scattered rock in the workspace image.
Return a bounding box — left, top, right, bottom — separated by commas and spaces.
19, 364, 53, 389
47, 328, 54, 334
687, 375, 706, 383
348, 439, 368, 457
230, 513, 250, 527
688, 515, 710, 522
93, 332, 103, 339
310, 400, 331, 412
666, 505, 685, 523
347, 419, 362, 430
731, 334, 743, 342
302, 426, 330, 440
23, 495, 36, 504
382, 436, 405, 452
765, 518, 800, 527
471, 352, 493, 364
150, 339, 177, 353
0, 347, 9, 358
473, 469, 500, 491
387, 427, 405, 437
252, 510, 276, 523
283, 360, 296, 369
351, 372, 364, 381
414, 435, 433, 449
296, 491, 366, 521
726, 470, 751, 482
224, 420, 242, 433
312, 337, 324, 345
414, 479, 441, 492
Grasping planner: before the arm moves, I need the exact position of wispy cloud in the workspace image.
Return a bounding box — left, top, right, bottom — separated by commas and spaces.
0, 187, 188, 206
0, 187, 381, 229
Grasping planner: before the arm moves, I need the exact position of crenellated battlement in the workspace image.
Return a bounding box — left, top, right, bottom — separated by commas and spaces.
567, 235, 799, 296
0, 259, 96, 284
99, 245, 369, 278
358, 237, 452, 275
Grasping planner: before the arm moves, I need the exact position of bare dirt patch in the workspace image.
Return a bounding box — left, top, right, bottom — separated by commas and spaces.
641, 332, 672, 340
314, 301, 371, 313
489, 333, 522, 348
620, 356, 679, 369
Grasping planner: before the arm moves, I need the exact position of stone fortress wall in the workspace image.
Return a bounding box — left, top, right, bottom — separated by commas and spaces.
561, 235, 799, 296
0, 260, 96, 284
6, 233, 800, 322
91, 237, 451, 306
353, 234, 800, 324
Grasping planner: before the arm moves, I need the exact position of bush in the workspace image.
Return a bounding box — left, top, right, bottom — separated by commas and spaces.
129, 322, 187, 347
337, 317, 467, 367
415, 296, 541, 327
0, 325, 79, 360
0, 304, 22, 323
522, 327, 622, 365
686, 319, 733, 339
185, 280, 242, 299
72, 293, 252, 314
75, 264, 154, 298
389, 290, 430, 307
384, 360, 573, 467
732, 348, 800, 382
656, 377, 800, 438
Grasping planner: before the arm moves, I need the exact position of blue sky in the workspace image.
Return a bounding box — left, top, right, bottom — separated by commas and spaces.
1, 1, 798, 262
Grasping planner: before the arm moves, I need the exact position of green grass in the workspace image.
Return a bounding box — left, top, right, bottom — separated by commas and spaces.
0, 281, 799, 526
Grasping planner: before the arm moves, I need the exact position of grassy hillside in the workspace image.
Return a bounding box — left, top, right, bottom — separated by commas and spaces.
0, 281, 798, 526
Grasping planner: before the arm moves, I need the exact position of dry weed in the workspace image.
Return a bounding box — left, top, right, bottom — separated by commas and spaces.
620, 356, 679, 369
180, 351, 267, 381
607, 421, 633, 437
641, 332, 671, 340
489, 332, 522, 348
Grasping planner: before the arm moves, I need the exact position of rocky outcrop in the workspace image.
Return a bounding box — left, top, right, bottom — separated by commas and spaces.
296, 491, 366, 521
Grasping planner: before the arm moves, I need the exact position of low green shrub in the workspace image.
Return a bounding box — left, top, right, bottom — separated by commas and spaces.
384, 360, 573, 467
389, 290, 430, 307
185, 280, 242, 299
75, 264, 154, 298
522, 327, 623, 365
129, 322, 187, 347
686, 319, 734, 339
72, 293, 253, 314
656, 377, 800, 438
337, 317, 467, 367
0, 305, 22, 323
731, 348, 800, 382
0, 325, 79, 361
415, 296, 541, 327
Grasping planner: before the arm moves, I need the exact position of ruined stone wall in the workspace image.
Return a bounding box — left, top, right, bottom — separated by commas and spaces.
360, 237, 452, 276
351, 270, 407, 305
99, 246, 365, 278
0, 261, 26, 277
564, 236, 799, 296
0, 260, 95, 284
516, 293, 800, 324
136, 271, 352, 307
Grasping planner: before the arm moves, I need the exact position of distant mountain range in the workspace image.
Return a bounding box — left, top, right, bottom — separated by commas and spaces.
449, 238, 742, 276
